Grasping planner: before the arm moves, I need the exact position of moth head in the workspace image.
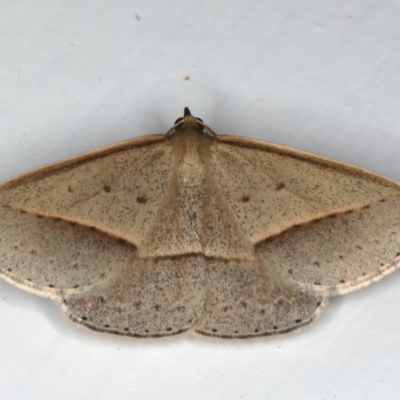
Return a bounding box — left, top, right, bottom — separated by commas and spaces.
167, 107, 216, 137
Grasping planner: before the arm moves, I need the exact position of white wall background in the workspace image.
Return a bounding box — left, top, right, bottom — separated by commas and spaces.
1, 1, 400, 399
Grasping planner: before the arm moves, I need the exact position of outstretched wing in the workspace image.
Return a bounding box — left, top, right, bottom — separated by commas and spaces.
0, 134, 209, 337
0, 135, 170, 246
195, 257, 327, 338
211, 136, 400, 294
64, 255, 207, 337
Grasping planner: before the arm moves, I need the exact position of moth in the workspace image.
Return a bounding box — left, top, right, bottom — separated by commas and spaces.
0, 108, 399, 338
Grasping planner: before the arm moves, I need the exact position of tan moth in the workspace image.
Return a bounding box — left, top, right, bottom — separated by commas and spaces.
1, 108, 399, 339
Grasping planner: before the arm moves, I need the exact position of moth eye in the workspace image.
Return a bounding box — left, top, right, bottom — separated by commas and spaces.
174, 117, 183, 124
196, 117, 205, 131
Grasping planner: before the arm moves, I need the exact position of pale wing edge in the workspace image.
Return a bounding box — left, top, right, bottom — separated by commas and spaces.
217, 134, 400, 188
0, 134, 165, 191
